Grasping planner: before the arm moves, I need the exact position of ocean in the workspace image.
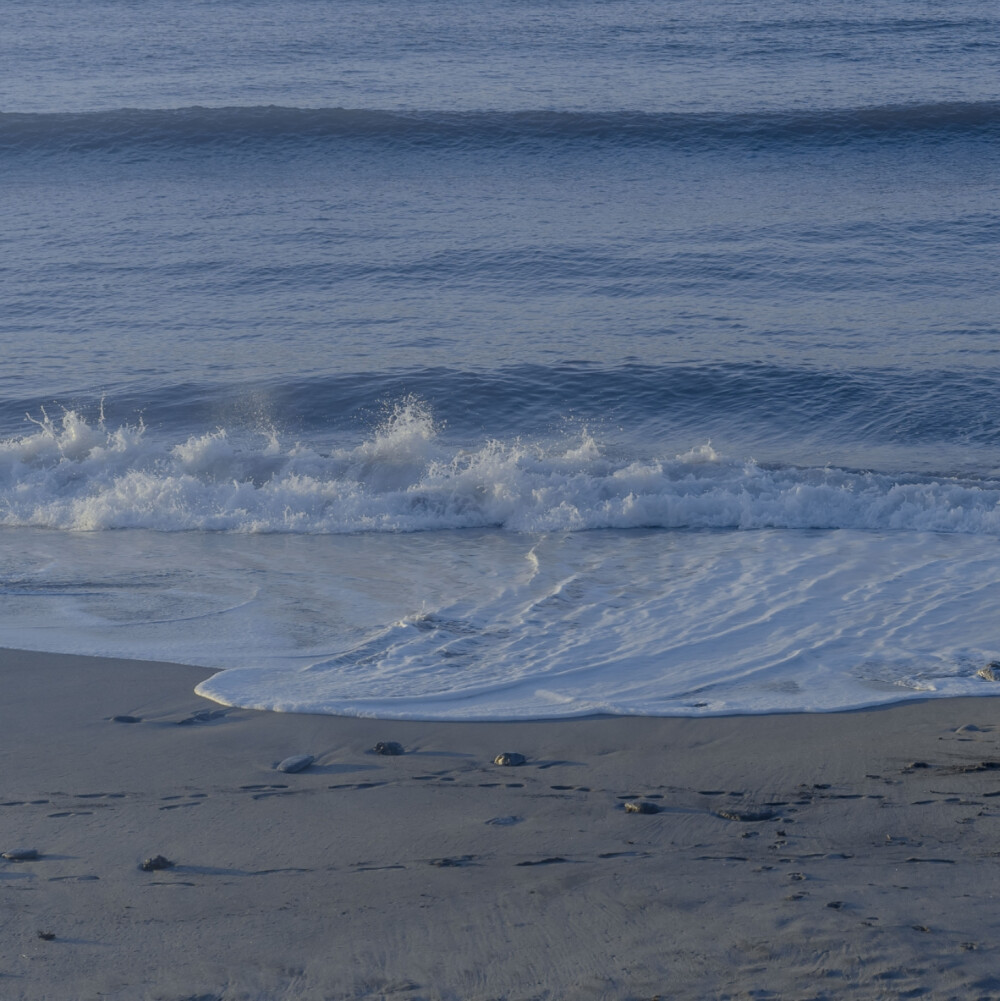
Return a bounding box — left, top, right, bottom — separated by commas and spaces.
2, 0, 999, 718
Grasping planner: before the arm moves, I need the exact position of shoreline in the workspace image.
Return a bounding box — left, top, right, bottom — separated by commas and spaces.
3, 646, 1000, 1000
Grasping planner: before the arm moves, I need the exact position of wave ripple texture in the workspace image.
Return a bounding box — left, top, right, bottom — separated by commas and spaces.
4, 0, 1000, 718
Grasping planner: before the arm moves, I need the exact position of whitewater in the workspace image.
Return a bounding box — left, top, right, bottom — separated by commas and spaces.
3, 401, 1000, 717
3, 0, 999, 718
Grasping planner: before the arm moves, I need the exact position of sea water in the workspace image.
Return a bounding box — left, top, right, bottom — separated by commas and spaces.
2, 0, 999, 718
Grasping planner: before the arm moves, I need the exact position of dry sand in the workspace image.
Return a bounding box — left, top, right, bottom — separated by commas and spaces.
3, 647, 1000, 1001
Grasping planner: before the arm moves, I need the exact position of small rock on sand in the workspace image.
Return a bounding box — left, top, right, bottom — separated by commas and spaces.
493, 752, 526, 766
373, 741, 405, 756
624, 801, 661, 814
276, 754, 315, 773
2, 848, 39, 861
140, 855, 174, 872
110, 715, 142, 724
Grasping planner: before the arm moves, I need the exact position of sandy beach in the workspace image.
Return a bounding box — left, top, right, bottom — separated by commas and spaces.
3, 647, 1000, 1001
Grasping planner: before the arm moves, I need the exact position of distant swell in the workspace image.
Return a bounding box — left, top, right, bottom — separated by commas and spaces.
5, 363, 1000, 451
3, 102, 999, 155
4, 402, 1000, 535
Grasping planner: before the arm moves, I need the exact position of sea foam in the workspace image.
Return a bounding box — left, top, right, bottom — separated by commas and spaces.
4, 402, 1000, 536
7, 401, 1000, 721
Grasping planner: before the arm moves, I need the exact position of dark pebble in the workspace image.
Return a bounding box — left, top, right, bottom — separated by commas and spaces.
140, 855, 174, 872
429, 855, 475, 867
2, 848, 39, 861
111, 715, 142, 724
493, 752, 526, 766
624, 800, 661, 814
373, 741, 405, 756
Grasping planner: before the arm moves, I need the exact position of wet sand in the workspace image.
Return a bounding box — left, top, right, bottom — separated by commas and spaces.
3, 646, 1000, 1001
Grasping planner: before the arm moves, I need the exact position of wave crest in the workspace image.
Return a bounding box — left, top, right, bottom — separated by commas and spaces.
4, 403, 1000, 535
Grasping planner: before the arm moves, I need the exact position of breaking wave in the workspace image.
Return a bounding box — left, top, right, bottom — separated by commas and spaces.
4, 400, 1000, 535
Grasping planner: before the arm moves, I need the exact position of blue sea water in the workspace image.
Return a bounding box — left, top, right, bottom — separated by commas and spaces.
2, 0, 999, 717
